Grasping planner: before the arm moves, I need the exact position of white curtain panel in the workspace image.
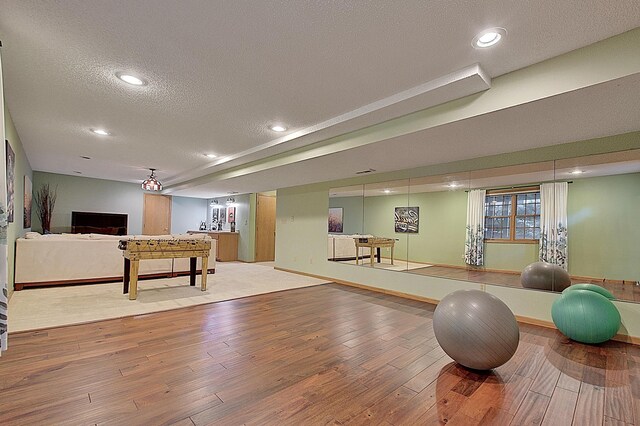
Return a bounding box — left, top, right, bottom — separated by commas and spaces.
464, 189, 486, 266
539, 182, 568, 270
0, 47, 7, 355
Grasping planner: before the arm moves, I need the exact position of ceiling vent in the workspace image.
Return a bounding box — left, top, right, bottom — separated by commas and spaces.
355, 168, 376, 175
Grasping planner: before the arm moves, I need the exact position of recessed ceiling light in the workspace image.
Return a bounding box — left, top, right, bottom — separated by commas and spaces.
116, 73, 146, 86
383, 189, 391, 194
270, 124, 287, 132
80, 156, 91, 160
473, 28, 506, 48
570, 170, 585, 175
91, 129, 110, 136
447, 183, 461, 188
205, 153, 217, 159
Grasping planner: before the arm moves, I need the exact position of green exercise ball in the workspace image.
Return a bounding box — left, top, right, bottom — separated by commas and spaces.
551, 289, 620, 344
562, 283, 615, 300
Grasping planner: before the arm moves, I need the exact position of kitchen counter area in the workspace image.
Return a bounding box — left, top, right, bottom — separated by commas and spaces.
187, 231, 239, 261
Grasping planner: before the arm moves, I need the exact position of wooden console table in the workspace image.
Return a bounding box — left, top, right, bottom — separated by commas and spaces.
354, 237, 395, 267
188, 231, 238, 261
119, 239, 211, 300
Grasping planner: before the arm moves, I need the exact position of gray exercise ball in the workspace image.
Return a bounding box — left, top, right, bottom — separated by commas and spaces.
433, 290, 519, 370
521, 261, 571, 292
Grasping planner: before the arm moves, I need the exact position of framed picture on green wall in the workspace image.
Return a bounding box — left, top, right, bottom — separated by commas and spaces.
5, 140, 14, 223
23, 175, 32, 229
395, 206, 419, 233
328, 207, 343, 233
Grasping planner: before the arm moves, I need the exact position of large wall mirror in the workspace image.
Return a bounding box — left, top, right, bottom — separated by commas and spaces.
363, 179, 410, 271
327, 149, 640, 303
328, 185, 365, 264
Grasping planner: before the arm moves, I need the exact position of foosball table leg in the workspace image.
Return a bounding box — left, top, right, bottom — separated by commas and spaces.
129, 260, 139, 300
201, 256, 209, 291
123, 258, 130, 294
190, 257, 197, 286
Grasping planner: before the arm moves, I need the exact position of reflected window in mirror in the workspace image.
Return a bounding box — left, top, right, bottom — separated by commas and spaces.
485, 188, 541, 242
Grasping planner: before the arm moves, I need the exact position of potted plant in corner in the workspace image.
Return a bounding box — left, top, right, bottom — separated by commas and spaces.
34, 184, 57, 234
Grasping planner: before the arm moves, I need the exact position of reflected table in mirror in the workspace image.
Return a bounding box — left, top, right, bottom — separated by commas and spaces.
354, 237, 395, 267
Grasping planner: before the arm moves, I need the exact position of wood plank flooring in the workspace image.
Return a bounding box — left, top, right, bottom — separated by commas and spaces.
409, 266, 640, 303
0, 283, 638, 425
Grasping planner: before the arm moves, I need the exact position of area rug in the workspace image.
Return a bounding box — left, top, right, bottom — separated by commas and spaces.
8, 262, 329, 332
334, 259, 430, 272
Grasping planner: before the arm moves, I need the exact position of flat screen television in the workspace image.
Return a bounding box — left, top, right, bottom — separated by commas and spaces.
71, 211, 128, 235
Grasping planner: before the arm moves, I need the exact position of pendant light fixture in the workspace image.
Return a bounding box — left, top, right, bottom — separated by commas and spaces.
141, 168, 163, 191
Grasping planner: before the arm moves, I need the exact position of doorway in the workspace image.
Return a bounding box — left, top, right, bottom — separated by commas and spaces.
143, 193, 172, 235
255, 193, 276, 261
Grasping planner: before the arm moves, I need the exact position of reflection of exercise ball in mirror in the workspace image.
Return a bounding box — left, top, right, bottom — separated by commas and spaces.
433, 290, 519, 370
521, 261, 572, 291
562, 283, 615, 300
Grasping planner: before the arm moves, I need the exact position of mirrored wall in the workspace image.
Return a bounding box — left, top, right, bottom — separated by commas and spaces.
328, 149, 640, 303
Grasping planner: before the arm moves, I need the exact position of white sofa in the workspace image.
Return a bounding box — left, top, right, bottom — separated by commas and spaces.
14, 232, 217, 290
328, 234, 372, 261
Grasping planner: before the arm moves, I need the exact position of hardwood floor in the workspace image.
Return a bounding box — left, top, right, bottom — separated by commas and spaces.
0, 283, 638, 425
409, 266, 640, 303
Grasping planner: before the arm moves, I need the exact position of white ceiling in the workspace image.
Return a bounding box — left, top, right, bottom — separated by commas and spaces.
1, 1, 639, 198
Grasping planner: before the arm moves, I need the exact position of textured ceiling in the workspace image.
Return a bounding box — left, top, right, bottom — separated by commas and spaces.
0, 1, 639, 196
174, 72, 640, 198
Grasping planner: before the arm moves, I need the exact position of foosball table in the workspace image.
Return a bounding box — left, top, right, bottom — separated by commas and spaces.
119, 238, 212, 300
354, 237, 395, 267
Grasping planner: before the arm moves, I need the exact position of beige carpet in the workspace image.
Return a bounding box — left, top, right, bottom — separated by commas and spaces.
8, 262, 329, 333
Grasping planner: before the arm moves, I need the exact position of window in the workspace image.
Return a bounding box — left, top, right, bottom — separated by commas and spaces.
485, 190, 540, 242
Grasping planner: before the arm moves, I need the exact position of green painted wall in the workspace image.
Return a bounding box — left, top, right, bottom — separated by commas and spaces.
33, 172, 145, 234
236, 193, 254, 262
33, 171, 208, 236
484, 243, 538, 271
406, 190, 467, 266
362, 193, 410, 261
329, 196, 364, 235
568, 173, 640, 280
4, 108, 33, 297
171, 196, 208, 234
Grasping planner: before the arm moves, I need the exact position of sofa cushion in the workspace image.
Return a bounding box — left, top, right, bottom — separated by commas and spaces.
89, 233, 127, 240
15, 236, 217, 285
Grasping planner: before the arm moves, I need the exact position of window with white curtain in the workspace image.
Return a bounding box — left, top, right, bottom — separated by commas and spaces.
484, 188, 541, 242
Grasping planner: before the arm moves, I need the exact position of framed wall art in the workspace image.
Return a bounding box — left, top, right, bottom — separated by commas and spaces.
5, 140, 14, 223
395, 206, 419, 233
328, 207, 343, 233
23, 175, 32, 228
